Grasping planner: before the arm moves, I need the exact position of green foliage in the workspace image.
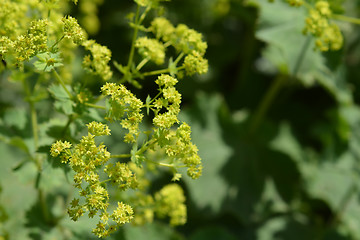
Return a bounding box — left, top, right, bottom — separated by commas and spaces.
2, 0, 360, 239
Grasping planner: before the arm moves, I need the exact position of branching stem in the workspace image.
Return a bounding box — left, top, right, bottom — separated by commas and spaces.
143, 66, 185, 77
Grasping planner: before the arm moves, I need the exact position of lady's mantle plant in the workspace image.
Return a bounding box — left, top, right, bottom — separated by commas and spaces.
0, 0, 207, 238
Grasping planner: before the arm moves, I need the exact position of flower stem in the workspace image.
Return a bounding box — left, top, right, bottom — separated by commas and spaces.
53, 70, 72, 99
146, 159, 174, 168
127, 5, 141, 70
173, 52, 185, 65
22, 78, 39, 152
39, 189, 50, 223
85, 102, 106, 110
50, 35, 65, 51
148, 91, 162, 105
249, 75, 286, 134
249, 35, 310, 134
137, 139, 157, 155
136, 57, 150, 71
332, 14, 360, 25
62, 115, 74, 138
111, 154, 131, 159
143, 66, 185, 77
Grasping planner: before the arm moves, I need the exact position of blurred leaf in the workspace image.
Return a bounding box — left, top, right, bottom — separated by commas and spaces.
8, 136, 31, 156
34, 52, 63, 72
307, 164, 354, 212
254, 0, 318, 79
0, 143, 38, 240
180, 93, 301, 225
180, 92, 233, 214
253, 0, 353, 105
189, 225, 238, 240
3, 108, 27, 130
123, 222, 183, 240
48, 84, 74, 115
272, 216, 316, 240
256, 216, 287, 240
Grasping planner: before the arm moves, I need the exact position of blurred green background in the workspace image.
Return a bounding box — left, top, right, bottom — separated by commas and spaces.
2, 0, 360, 239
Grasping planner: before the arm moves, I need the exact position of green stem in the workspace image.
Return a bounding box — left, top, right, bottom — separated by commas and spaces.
143, 66, 185, 77
127, 5, 141, 70
53, 70, 72, 99
163, 41, 172, 48
23, 78, 39, 151
30, 101, 39, 149
50, 35, 65, 51
111, 154, 131, 159
138, 6, 151, 25
39, 189, 50, 223
148, 91, 162, 105
137, 138, 157, 155
99, 179, 112, 185
136, 57, 150, 71
332, 14, 360, 25
146, 159, 175, 168
85, 102, 106, 110
23, 77, 50, 223
62, 115, 74, 138
248, 35, 310, 134
173, 52, 185, 65
93, 94, 105, 104
301, 1, 312, 10
249, 75, 286, 134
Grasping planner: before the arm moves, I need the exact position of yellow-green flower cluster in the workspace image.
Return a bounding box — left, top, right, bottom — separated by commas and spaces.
153, 74, 181, 129
153, 122, 202, 179
91, 201, 134, 238
149, 17, 175, 42
148, 81, 202, 178
135, 37, 165, 65
176, 123, 202, 179
183, 50, 208, 76
0, 36, 13, 56
52, 132, 112, 221
0, 0, 27, 37
0, 19, 51, 66
87, 121, 111, 136
172, 24, 207, 55
154, 184, 186, 226
62, 16, 87, 45
82, 39, 113, 81
149, 17, 208, 77
11, 19, 48, 63
104, 163, 138, 190
304, 1, 343, 51
111, 202, 134, 225
101, 82, 144, 143
50, 122, 138, 238
150, 18, 207, 55
130, 192, 155, 225
50, 140, 72, 158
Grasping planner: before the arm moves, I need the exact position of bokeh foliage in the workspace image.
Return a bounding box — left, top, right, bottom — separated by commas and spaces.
2, 0, 360, 239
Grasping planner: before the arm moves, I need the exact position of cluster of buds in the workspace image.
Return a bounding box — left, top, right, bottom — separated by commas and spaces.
303, 1, 343, 51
